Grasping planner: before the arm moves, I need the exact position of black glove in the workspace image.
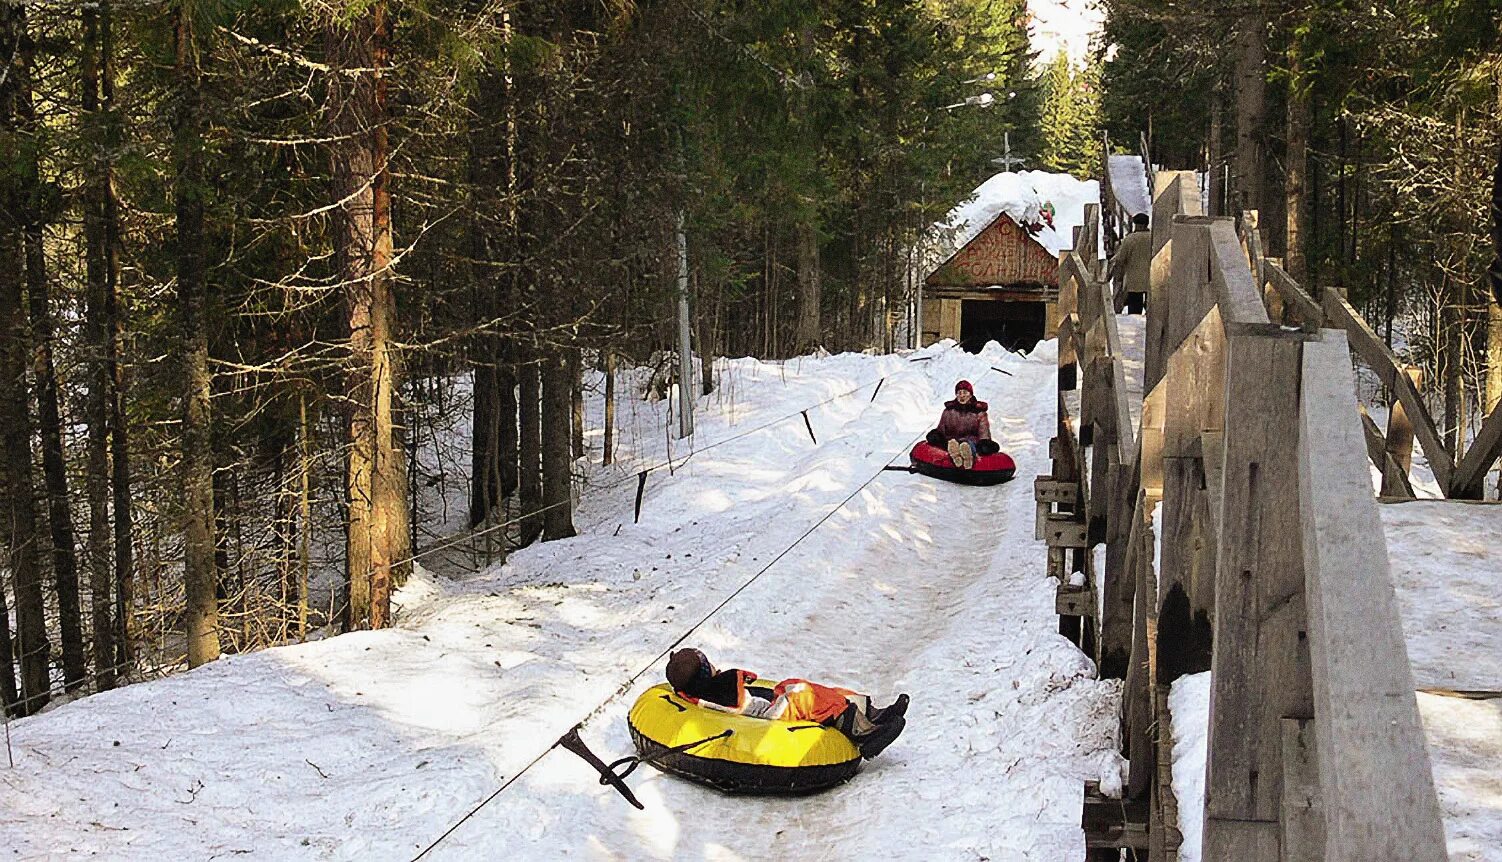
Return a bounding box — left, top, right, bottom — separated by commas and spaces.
976, 439, 1000, 456
925, 429, 946, 448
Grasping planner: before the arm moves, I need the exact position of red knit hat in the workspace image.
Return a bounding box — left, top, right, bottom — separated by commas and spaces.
955, 380, 974, 394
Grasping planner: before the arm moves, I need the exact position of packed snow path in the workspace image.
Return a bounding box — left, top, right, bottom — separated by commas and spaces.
0, 343, 1120, 861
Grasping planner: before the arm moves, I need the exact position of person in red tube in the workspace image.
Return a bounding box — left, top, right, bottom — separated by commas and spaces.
925, 379, 997, 469
664, 648, 909, 759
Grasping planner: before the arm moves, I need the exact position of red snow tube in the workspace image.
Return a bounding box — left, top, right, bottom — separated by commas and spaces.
909, 442, 1016, 486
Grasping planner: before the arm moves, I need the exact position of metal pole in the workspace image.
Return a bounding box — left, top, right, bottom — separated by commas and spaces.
675, 209, 694, 438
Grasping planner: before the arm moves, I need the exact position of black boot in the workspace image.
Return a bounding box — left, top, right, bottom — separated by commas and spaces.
857, 716, 906, 759
866, 693, 909, 725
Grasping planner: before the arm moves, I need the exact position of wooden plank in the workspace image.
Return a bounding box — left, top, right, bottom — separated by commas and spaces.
1264, 262, 1322, 331
1382, 366, 1420, 497
1044, 514, 1088, 548
1322, 291, 1455, 492
1034, 477, 1078, 504
1359, 405, 1417, 499
1083, 781, 1151, 849
1298, 331, 1449, 862
1146, 171, 1202, 390
1163, 218, 1216, 365
1205, 331, 1311, 830
1140, 379, 1167, 496
1098, 464, 1137, 679
1207, 220, 1271, 327
1452, 399, 1502, 499
1057, 584, 1097, 617
1163, 307, 1227, 458
1110, 358, 1136, 461
1280, 717, 1325, 862
1125, 504, 1156, 800
1200, 818, 1279, 861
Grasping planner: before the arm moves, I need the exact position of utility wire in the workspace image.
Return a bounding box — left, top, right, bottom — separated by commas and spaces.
409, 431, 924, 860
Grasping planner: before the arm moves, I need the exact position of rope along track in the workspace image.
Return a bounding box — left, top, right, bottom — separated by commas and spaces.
409, 430, 926, 861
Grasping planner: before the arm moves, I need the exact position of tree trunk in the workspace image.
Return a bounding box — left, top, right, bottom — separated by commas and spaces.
795, 221, 822, 354
81, 2, 118, 689
173, 4, 219, 667
470, 354, 497, 527
1232, 6, 1267, 216
542, 354, 576, 540
1486, 141, 1502, 417
517, 357, 543, 545
297, 393, 312, 639
329, 3, 404, 629
0, 223, 49, 717
499, 362, 518, 499
14, 9, 86, 690
0, 2, 49, 712
569, 349, 584, 460
602, 351, 616, 466
103, 0, 132, 673
1209, 90, 1224, 217
1285, 32, 1310, 284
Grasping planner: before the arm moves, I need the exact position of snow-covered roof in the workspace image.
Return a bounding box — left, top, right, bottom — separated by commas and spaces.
936, 170, 1101, 258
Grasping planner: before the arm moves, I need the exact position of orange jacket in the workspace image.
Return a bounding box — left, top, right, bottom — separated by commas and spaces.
769, 679, 856, 724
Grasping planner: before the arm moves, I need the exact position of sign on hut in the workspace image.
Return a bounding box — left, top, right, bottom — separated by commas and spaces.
923, 211, 1062, 353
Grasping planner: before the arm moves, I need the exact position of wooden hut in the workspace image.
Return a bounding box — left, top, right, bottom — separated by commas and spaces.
922, 212, 1062, 352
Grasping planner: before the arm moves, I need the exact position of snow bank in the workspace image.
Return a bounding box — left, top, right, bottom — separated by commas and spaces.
1169, 671, 1211, 862
940, 170, 1101, 257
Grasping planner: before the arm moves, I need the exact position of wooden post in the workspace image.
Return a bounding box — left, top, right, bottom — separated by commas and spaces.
1280, 717, 1325, 862
1380, 365, 1420, 497
1202, 330, 1310, 861
1298, 331, 1448, 862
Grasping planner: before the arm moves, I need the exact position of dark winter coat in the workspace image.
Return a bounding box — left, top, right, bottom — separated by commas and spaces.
937, 399, 992, 443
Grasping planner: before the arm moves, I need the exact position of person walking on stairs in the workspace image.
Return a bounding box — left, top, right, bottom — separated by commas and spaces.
1108, 212, 1152, 314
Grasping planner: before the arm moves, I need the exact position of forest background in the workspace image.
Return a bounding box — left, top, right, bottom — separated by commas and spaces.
0, 0, 1497, 719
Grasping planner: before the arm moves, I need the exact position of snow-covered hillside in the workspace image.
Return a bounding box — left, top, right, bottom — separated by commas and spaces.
0, 342, 1120, 861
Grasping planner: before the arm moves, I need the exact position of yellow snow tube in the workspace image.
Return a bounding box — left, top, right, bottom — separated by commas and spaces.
627, 682, 862, 794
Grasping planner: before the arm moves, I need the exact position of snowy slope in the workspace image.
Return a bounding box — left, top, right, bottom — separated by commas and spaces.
1107, 155, 1151, 217
0, 342, 1120, 861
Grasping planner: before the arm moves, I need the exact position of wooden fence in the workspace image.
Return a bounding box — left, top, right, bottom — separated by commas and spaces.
1043, 171, 1450, 861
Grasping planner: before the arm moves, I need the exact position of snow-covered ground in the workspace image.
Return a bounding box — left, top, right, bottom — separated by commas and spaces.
0, 342, 1121, 860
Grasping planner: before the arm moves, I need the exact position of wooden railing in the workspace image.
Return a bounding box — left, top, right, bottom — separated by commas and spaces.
1043, 172, 1449, 861
1249, 224, 1502, 500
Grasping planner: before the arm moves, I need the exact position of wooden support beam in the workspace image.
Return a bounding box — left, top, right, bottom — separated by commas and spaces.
1358, 404, 1416, 499
1098, 462, 1137, 679
1452, 400, 1502, 499
1265, 261, 1322, 331
1125, 502, 1158, 800
1083, 781, 1151, 850
1204, 331, 1310, 849
1280, 717, 1325, 862
1146, 171, 1203, 390
1321, 292, 1455, 492
1382, 366, 1421, 497
1299, 332, 1449, 862
1208, 220, 1271, 326
1057, 583, 1097, 617
1043, 514, 1088, 548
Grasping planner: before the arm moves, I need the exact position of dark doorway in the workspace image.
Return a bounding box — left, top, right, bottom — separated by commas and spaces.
960, 299, 1046, 353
